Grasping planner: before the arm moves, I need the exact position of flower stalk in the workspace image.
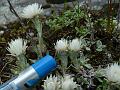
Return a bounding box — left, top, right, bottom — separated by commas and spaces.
57, 51, 68, 74
69, 51, 79, 67
16, 53, 29, 71
32, 16, 45, 57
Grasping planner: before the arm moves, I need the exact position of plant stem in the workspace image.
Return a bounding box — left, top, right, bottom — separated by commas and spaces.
32, 16, 46, 57
107, 0, 113, 35
58, 51, 68, 74
16, 53, 29, 72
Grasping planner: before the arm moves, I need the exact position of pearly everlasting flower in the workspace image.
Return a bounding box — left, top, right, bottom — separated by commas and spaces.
69, 38, 81, 51
105, 63, 120, 84
55, 38, 68, 51
21, 3, 44, 19
7, 38, 27, 56
43, 75, 60, 90
61, 75, 78, 90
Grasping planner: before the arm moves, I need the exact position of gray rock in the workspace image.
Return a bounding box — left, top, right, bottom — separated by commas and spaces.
0, 0, 119, 26
78, 0, 119, 10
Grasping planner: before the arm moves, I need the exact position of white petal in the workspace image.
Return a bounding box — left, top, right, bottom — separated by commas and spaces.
7, 38, 27, 56
21, 3, 44, 19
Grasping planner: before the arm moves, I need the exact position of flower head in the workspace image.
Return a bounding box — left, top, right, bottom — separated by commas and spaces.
69, 38, 81, 51
21, 3, 43, 18
43, 74, 78, 90
61, 75, 78, 90
43, 75, 60, 90
55, 38, 68, 52
7, 38, 27, 56
105, 63, 120, 84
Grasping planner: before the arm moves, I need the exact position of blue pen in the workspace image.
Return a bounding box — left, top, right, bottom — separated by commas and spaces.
0, 55, 57, 90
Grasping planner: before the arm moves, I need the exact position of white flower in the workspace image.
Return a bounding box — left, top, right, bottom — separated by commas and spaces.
69, 38, 81, 51
7, 38, 27, 56
55, 38, 68, 51
61, 75, 78, 90
43, 75, 60, 90
105, 63, 120, 84
43, 74, 79, 90
21, 3, 44, 18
